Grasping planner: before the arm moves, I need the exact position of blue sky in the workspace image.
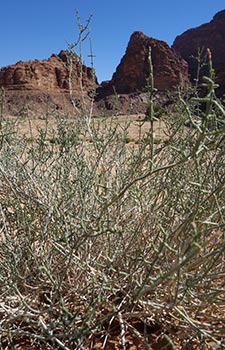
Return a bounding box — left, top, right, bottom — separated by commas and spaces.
1, 1, 224, 83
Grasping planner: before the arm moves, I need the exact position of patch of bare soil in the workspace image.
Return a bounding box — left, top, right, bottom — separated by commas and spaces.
3, 114, 167, 143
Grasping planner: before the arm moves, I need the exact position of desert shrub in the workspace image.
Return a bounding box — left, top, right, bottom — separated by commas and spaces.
0, 43, 224, 350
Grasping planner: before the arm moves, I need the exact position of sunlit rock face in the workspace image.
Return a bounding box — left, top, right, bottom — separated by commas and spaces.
0, 50, 96, 92
0, 51, 97, 116
96, 31, 189, 99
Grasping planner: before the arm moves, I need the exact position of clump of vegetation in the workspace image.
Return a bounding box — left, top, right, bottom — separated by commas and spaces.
0, 16, 224, 350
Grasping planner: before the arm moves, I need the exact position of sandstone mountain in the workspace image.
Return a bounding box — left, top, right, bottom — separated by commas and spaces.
172, 9, 225, 86
1, 9, 225, 117
0, 50, 97, 92
97, 31, 189, 99
0, 51, 97, 116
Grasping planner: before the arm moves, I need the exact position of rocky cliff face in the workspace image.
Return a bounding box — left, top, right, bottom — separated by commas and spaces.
97, 31, 189, 99
172, 10, 225, 83
0, 51, 97, 116
2, 10, 225, 117
0, 51, 95, 92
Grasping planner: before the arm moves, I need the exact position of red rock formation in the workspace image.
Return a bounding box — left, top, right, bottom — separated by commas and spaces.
0, 50, 96, 92
0, 51, 98, 116
172, 10, 225, 83
96, 31, 189, 99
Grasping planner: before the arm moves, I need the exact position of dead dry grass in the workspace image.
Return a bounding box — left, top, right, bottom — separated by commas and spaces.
0, 109, 224, 350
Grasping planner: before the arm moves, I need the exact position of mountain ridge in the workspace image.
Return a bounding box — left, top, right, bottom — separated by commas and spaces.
1, 9, 225, 116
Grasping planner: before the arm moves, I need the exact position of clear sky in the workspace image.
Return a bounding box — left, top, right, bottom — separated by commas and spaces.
0, 1, 224, 83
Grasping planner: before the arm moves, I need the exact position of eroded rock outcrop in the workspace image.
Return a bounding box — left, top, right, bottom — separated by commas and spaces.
172, 10, 225, 84
0, 51, 96, 92
0, 51, 97, 116
97, 31, 189, 100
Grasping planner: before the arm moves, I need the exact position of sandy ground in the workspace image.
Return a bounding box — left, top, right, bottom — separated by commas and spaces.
3, 114, 167, 142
